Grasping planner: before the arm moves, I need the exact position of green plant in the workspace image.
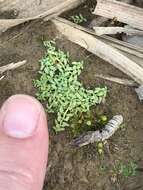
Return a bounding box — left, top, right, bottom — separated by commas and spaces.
95, 114, 108, 130
70, 111, 95, 137
34, 40, 107, 133
70, 14, 87, 24
119, 123, 127, 133
97, 142, 104, 155
97, 115, 108, 126
116, 161, 137, 177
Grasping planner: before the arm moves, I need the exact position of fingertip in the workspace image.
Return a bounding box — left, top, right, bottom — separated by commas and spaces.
0, 94, 46, 139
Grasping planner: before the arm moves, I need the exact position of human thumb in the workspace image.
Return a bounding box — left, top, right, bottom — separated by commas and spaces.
0, 95, 48, 190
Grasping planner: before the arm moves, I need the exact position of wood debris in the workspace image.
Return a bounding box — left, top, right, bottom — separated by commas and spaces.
52, 18, 143, 85
0, 76, 4, 81
88, 16, 109, 28
93, 26, 143, 36
94, 74, 137, 87
102, 35, 143, 55
92, 0, 143, 99
0, 0, 85, 32
0, 60, 27, 74
94, 0, 143, 30
122, 35, 143, 48
0, 0, 84, 18
49, 16, 143, 61
71, 115, 123, 147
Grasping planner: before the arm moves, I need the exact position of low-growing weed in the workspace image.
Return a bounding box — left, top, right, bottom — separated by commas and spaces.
116, 161, 138, 177
34, 40, 107, 133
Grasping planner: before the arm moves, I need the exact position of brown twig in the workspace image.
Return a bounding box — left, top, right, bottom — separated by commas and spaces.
0, 60, 27, 74
0, 76, 4, 81
93, 26, 143, 36
0, 0, 85, 33
94, 0, 143, 30
94, 73, 137, 87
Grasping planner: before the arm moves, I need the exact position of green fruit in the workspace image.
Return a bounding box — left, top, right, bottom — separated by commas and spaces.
100, 115, 107, 122
98, 148, 103, 155
86, 120, 92, 126
98, 142, 103, 149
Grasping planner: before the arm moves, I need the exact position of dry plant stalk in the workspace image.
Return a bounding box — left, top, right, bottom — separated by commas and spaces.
46, 16, 143, 60
52, 18, 143, 85
88, 16, 109, 28
71, 115, 123, 147
94, 0, 143, 30
0, 76, 4, 81
93, 26, 143, 36
0, 0, 85, 32
0, 60, 27, 74
94, 74, 137, 87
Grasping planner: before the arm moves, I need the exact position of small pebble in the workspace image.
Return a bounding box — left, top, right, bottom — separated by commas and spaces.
135, 85, 143, 101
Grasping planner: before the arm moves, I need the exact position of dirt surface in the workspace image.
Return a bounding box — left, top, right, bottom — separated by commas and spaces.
0, 1, 143, 190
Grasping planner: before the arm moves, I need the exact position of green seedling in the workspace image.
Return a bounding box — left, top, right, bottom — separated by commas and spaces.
34, 40, 107, 133
70, 14, 87, 24
97, 142, 104, 155
100, 115, 108, 122
116, 161, 138, 177
70, 111, 95, 137
95, 114, 108, 130
99, 159, 137, 179
120, 123, 126, 129
98, 115, 108, 125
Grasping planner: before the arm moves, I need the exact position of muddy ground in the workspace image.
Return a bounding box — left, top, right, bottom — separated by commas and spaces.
0, 1, 143, 190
